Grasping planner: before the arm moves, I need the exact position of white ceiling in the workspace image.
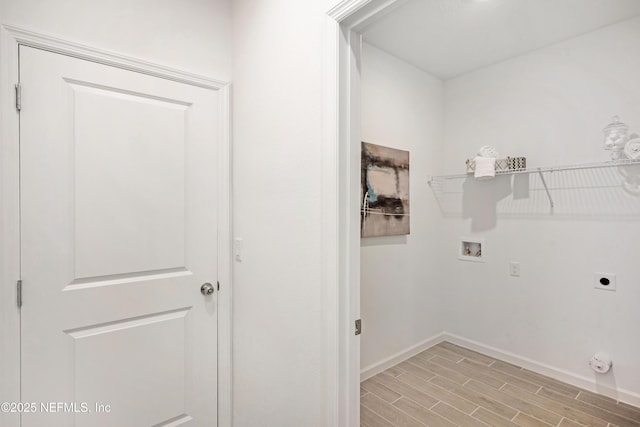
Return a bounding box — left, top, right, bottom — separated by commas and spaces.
362, 0, 640, 80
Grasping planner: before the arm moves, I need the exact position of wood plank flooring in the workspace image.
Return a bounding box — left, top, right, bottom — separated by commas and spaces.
361, 342, 640, 427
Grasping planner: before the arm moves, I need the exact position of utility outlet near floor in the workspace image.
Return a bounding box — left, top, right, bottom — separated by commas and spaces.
509, 262, 521, 277
594, 273, 616, 291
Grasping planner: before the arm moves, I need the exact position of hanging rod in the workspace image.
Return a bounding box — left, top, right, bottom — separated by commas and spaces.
427, 158, 640, 183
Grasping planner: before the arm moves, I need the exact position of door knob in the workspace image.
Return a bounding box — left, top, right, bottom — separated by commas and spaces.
200, 282, 215, 296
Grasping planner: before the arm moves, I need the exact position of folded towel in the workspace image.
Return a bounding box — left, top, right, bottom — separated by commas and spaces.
478, 145, 499, 158
474, 156, 496, 180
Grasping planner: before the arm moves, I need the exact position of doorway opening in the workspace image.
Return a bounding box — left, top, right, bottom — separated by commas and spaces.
330, 0, 640, 424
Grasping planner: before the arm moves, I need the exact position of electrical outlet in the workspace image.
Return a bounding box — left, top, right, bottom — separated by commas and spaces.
594, 273, 616, 291
509, 262, 520, 277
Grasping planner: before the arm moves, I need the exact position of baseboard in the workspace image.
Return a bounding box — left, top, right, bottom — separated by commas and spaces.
442, 332, 640, 408
360, 331, 640, 407
360, 332, 445, 382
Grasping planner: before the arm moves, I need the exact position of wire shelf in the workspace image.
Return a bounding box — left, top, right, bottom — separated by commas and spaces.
428, 159, 640, 182
428, 159, 640, 212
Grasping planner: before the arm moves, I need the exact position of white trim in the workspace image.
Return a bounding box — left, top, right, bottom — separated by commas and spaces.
324, 5, 364, 426
324, 1, 405, 426
2, 25, 226, 90
359, 331, 640, 407
0, 25, 233, 427
0, 25, 22, 427
327, 0, 373, 21
345, 26, 363, 427
442, 332, 640, 408
360, 333, 445, 382
321, 13, 340, 427
216, 83, 233, 427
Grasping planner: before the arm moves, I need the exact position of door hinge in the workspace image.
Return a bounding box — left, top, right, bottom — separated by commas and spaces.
17, 280, 22, 308
15, 83, 21, 111
355, 319, 362, 336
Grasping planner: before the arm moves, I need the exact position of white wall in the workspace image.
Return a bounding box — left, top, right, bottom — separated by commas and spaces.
2, 1, 341, 425
0, 0, 232, 80
231, 1, 330, 425
360, 44, 445, 372
441, 17, 640, 399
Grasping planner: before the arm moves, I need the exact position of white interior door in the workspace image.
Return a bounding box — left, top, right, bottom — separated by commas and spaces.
19, 45, 219, 427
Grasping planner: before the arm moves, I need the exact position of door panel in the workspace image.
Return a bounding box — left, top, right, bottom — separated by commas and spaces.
68, 309, 189, 427
72, 81, 187, 279
20, 46, 219, 427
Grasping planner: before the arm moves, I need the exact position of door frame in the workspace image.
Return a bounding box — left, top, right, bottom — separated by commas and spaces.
0, 25, 233, 427
324, 1, 405, 425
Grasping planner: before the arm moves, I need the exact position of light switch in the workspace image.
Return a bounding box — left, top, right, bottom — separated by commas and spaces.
509, 261, 520, 277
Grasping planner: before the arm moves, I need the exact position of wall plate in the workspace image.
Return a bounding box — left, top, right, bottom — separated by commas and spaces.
594, 273, 616, 291
459, 237, 485, 262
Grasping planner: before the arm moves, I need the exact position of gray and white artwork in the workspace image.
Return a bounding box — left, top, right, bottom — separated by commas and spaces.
361, 142, 410, 237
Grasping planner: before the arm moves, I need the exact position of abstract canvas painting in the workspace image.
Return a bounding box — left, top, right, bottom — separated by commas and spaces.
361, 142, 410, 237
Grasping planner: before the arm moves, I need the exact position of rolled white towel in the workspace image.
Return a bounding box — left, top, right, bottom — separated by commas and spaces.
478, 145, 499, 158
474, 156, 496, 180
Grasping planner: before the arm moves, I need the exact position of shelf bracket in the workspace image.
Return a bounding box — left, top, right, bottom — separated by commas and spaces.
537, 169, 554, 209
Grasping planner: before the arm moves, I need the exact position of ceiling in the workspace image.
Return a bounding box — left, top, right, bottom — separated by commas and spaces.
361, 0, 640, 80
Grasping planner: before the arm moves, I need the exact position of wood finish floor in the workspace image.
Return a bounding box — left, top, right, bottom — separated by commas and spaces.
360, 342, 640, 427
